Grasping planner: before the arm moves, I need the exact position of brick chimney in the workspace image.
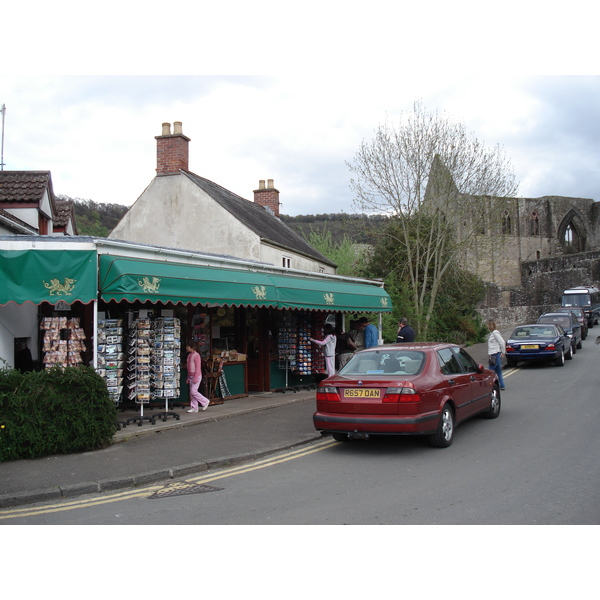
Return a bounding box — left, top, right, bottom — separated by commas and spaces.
253, 179, 280, 216
155, 121, 190, 176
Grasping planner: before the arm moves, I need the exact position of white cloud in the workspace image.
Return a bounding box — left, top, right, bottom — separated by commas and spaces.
2, 72, 599, 216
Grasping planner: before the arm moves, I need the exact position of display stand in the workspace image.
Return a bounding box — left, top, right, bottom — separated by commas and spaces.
41, 316, 86, 369
126, 317, 155, 427
275, 355, 297, 393
96, 318, 128, 429
151, 317, 182, 421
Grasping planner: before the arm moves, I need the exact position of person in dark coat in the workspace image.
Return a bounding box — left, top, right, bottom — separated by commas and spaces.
396, 318, 415, 343
15, 339, 34, 373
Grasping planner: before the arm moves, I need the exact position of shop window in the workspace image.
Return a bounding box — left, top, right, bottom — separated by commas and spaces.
211, 306, 243, 357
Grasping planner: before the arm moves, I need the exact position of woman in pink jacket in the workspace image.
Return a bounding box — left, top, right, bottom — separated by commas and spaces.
186, 341, 210, 412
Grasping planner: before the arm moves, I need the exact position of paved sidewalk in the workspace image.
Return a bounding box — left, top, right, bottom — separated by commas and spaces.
0, 333, 510, 508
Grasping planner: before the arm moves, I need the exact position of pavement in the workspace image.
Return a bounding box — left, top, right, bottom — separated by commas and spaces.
0, 332, 509, 508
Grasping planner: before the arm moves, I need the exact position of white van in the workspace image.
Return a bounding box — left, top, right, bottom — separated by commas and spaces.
561, 286, 600, 327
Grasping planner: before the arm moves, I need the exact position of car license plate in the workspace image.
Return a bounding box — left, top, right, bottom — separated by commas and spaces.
343, 388, 381, 398
521, 344, 539, 349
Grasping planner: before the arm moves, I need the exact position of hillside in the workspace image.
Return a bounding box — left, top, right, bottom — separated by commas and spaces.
280, 213, 386, 245
69, 196, 387, 244
67, 197, 129, 237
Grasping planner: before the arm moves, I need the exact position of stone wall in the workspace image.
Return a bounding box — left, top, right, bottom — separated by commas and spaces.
477, 249, 600, 329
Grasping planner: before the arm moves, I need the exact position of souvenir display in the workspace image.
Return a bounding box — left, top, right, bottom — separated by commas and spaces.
40, 317, 87, 368
277, 312, 297, 370
96, 319, 125, 404
311, 313, 326, 374
276, 311, 327, 376
151, 317, 181, 401
127, 318, 152, 404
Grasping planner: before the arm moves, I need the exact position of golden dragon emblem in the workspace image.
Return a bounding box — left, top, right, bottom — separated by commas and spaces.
251, 285, 268, 300
138, 276, 161, 293
43, 278, 77, 296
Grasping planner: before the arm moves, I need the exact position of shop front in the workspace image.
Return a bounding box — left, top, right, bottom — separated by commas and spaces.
0, 244, 98, 371
1, 238, 392, 417
97, 250, 392, 403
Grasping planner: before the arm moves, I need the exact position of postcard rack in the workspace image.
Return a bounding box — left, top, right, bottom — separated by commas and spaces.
150, 317, 182, 421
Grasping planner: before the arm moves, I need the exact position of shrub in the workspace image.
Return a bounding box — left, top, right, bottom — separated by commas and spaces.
0, 366, 118, 462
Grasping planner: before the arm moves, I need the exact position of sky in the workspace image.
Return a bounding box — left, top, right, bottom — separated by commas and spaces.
1, 4, 599, 218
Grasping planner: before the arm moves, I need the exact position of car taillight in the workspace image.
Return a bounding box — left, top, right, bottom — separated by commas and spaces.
316, 386, 340, 401
546, 343, 555, 350
384, 383, 421, 403
506, 345, 515, 352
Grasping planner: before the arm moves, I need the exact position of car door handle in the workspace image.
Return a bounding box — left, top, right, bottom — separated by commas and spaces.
448, 379, 456, 385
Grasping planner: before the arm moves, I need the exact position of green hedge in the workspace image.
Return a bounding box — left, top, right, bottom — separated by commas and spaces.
0, 366, 118, 462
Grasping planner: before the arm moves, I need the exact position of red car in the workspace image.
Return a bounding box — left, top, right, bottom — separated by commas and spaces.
313, 342, 500, 448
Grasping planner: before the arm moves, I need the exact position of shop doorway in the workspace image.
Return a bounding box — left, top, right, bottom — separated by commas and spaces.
246, 307, 270, 392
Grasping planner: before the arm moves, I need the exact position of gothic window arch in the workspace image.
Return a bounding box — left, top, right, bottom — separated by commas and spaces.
558, 208, 588, 254
564, 224, 573, 247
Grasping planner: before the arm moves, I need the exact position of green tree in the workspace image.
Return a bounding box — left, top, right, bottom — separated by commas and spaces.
348, 100, 518, 339
306, 225, 367, 277
365, 216, 487, 343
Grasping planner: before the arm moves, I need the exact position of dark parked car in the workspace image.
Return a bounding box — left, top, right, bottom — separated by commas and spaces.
313, 342, 500, 448
505, 323, 571, 367
554, 307, 588, 340
537, 312, 582, 353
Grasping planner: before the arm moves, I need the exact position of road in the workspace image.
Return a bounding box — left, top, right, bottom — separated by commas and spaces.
2, 339, 600, 526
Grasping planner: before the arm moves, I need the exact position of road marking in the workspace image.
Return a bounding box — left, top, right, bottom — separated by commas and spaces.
0, 437, 338, 521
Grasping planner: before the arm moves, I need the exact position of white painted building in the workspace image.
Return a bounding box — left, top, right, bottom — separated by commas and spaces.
110, 122, 336, 274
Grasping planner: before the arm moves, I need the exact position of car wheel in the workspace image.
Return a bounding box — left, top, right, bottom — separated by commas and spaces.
331, 432, 350, 442
565, 344, 573, 359
577, 338, 582, 349
554, 349, 565, 366
428, 403, 454, 448
482, 385, 501, 419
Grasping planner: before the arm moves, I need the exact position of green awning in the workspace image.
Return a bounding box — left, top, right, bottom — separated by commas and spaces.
267, 273, 392, 313
99, 255, 392, 312
0, 249, 97, 306
99, 255, 279, 307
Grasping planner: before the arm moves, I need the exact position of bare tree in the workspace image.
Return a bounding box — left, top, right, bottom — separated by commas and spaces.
348, 101, 519, 338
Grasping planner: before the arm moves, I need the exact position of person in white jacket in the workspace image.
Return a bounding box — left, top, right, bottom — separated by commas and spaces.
486, 320, 506, 390
310, 324, 337, 377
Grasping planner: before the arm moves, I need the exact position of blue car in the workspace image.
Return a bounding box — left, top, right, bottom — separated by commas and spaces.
506, 324, 571, 367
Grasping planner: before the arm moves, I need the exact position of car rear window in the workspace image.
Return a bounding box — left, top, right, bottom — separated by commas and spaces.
513, 326, 554, 337
340, 350, 425, 375
539, 315, 569, 328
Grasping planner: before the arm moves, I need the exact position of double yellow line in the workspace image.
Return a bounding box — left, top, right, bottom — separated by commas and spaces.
0, 438, 338, 521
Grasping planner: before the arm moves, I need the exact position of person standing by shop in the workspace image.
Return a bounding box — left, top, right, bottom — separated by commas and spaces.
486, 320, 506, 391
335, 326, 356, 369
396, 318, 415, 343
186, 341, 210, 412
358, 317, 379, 348
349, 319, 364, 353
310, 324, 337, 377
